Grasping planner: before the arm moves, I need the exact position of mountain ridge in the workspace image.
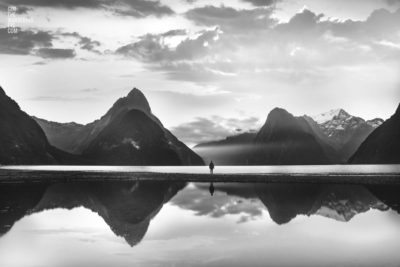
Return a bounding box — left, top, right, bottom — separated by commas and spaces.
0, 86, 85, 165
350, 103, 400, 164
1, 86, 203, 166
195, 107, 384, 164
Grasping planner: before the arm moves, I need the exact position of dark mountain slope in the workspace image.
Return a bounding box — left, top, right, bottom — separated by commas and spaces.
350, 103, 400, 164
34, 88, 204, 165
251, 108, 329, 165
82, 109, 182, 165
33, 117, 84, 154
0, 87, 82, 164
194, 108, 330, 165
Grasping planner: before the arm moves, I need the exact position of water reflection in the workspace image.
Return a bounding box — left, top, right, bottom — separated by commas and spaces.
174, 183, 398, 224
209, 182, 214, 196
1, 180, 400, 247
0, 181, 185, 246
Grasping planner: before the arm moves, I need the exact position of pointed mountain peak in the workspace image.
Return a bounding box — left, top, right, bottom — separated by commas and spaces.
265, 108, 295, 125
124, 87, 151, 113
259, 107, 302, 133
337, 108, 350, 117
268, 107, 292, 118
311, 108, 350, 124
104, 87, 151, 120
127, 87, 145, 98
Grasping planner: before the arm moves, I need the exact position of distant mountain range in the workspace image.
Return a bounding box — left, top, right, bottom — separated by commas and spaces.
194, 106, 395, 165
307, 109, 383, 162
0, 85, 398, 165
0, 86, 203, 165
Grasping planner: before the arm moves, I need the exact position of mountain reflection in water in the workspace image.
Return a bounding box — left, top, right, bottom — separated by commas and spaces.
1, 180, 400, 248
0, 181, 185, 246
1, 179, 400, 267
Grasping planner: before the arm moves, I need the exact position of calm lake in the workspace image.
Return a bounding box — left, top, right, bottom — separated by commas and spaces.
0, 166, 400, 266
2, 164, 400, 174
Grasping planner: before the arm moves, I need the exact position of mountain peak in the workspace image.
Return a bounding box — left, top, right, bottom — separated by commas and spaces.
127, 87, 145, 98
263, 108, 296, 128
311, 108, 350, 124
268, 107, 292, 119
125, 87, 151, 113
256, 107, 308, 140
337, 108, 350, 117
104, 87, 151, 120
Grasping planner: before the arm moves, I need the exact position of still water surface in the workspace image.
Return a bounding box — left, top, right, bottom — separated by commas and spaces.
0, 178, 400, 267
2, 164, 400, 174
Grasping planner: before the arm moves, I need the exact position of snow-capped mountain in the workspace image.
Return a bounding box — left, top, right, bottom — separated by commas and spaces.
306, 109, 383, 162
311, 108, 344, 124
316, 109, 364, 139
311, 109, 383, 134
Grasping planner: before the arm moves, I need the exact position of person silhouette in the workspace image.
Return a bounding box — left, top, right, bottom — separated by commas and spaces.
209, 161, 215, 174
209, 182, 215, 196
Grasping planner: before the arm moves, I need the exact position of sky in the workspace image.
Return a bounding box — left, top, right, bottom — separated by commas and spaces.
0, 0, 400, 146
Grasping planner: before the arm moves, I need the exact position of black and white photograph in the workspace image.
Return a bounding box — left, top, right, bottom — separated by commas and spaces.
0, 0, 400, 266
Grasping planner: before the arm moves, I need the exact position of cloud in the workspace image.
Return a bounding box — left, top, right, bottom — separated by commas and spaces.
61, 32, 101, 53
0, 0, 101, 8
36, 48, 76, 58
116, 33, 169, 61
275, 8, 324, 37
0, 27, 102, 58
113, 5, 400, 93
115, 27, 241, 82
80, 88, 100, 93
185, 5, 276, 32
171, 115, 260, 145
116, 27, 221, 62
241, 0, 278, 6
28, 95, 95, 101
170, 184, 264, 222
161, 29, 187, 37
32, 61, 46, 65
0, 0, 175, 18
110, 0, 174, 18
0, 27, 52, 55
386, 0, 400, 5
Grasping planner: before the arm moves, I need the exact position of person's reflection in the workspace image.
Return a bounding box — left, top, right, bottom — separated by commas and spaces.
209, 182, 215, 196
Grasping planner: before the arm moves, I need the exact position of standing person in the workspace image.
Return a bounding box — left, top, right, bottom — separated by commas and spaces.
209, 161, 215, 174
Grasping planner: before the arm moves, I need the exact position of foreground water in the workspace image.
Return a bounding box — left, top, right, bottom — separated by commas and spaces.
1, 177, 400, 266
2, 164, 400, 174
